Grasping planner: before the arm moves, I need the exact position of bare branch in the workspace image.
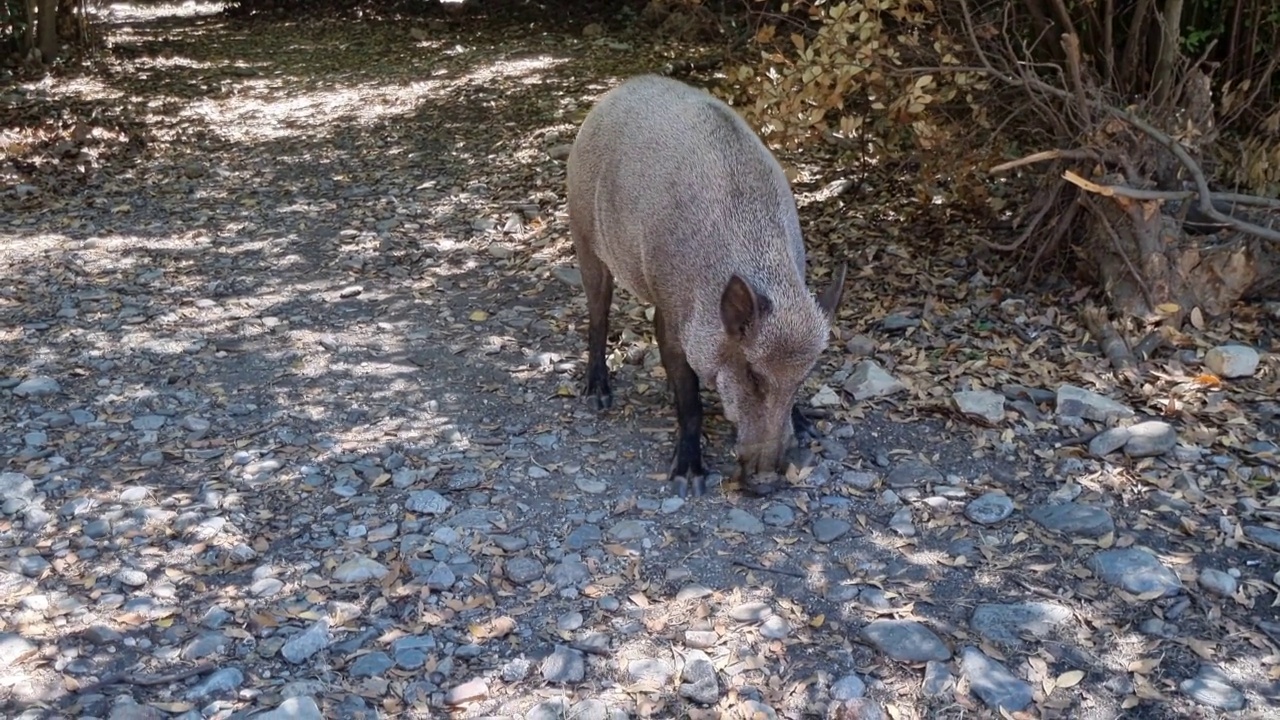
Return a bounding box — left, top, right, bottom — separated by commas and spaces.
1061, 170, 1280, 212
1081, 302, 1139, 378
989, 148, 1101, 173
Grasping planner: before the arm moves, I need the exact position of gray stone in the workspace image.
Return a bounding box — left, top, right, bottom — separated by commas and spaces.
253, 696, 323, 720
1055, 385, 1135, 422
841, 470, 878, 490
970, 602, 1073, 645
729, 601, 773, 622
1204, 344, 1259, 379
425, 563, 456, 590
0, 633, 36, 668
843, 360, 907, 401
722, 508, 764, 535
922, 660, 954, 697
1179, 665, 1245, 710
13, 377, 60, 397
1028, 502, 1115, 537
888, 507, 915, 536
281, 619, 330, 664
394, 647, 427, 670
678, 649, 719, 705
759, 615, 790, 639
831, 674, 866, 700
811, 517, 852, 543
184, 666, 244, 701
738, 700, 778, 720
505, 557, 545, 584
405, 490, 451, 514
180, 632, 227, 660
960, 646, 1033, 712
566, 524, 602, 550
608, 519, 648, 541
845, 334, 877, 357
1088, 427, 1130, 456
953, 390, 1006, 424
684, 630, 718, 648
541, 645, 585, 683
350, 651, 393, 678
886, 462, 943, 488
526, 698, 571, 720
1244, 525, 1280, 551
569, 698, 609, 720
0, 474, 35, 511
331, 557, 388, 583
627, 658, 674, 686
548, 559, 590, 586
826, 699, 885, 720
762, 503, 795, 527
1197, 569, 1238, 597
964, 493, 1014, 525
1124, 421, 1177, 457
502, 657, 532, 682
552, 267, 582, 287
1089, 548, 1183, 597
131, 414, 168, 431
444, 678, 489, 705
859, 620, 951, 662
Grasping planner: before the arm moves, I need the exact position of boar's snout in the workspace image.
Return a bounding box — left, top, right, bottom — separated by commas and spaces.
733, 418, 795, 480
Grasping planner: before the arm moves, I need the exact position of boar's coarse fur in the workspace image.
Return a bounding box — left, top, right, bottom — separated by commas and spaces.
566, 74, 846, 497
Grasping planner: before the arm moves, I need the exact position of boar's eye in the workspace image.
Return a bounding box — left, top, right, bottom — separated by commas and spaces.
745, 367, 765, 393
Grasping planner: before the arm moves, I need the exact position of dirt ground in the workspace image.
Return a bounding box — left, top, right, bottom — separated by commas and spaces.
2, 3, 1278, 719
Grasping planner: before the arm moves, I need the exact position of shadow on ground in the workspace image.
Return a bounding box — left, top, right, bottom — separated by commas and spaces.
1, 4, 1278, 719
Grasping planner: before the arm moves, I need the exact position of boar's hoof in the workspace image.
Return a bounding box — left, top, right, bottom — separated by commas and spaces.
585, 391, 613, 411
584, 370, 613, 411
673, 474, 707, 498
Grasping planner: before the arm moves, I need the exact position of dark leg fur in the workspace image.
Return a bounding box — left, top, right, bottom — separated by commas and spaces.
654, 308, 707, 497
791, 404, 818, 443
577, 249, 614, 411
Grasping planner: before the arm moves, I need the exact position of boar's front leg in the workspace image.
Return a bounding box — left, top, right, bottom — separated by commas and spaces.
653, 308, 708, 497
790, 404, 819, 443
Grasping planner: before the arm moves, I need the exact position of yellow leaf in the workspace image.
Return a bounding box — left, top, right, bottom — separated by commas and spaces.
809, 614, 825, 627
1057, 669, 1085, 688
1185, 637, 1216, 659
1128, 657, 1160, 674
469, 310, 489, 322
1155, 303, 1181, 314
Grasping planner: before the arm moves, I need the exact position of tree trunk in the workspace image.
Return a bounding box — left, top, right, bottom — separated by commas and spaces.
1081, 193, 1279, 321
1151, 0, 1185, 107
37, 0, 58, 61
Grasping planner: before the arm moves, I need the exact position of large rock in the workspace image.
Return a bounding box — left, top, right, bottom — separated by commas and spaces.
1055, 385, 1134, 422
843, 361, 907, 401
953, 390, 1006, 424
1204, 344, 1259, 379
1124, 421, 1177, 457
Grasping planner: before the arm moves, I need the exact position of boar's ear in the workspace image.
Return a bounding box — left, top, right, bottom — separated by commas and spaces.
720, 274, 762, 340
816, 263, 847, 321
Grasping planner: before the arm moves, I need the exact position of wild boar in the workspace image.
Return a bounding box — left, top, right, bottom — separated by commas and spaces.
566, 74, 846, 497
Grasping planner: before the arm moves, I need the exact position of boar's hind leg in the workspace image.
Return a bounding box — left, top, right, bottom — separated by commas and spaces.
654, 308, 708, 497
791, 404, 819, 443
577, 248, 615, 411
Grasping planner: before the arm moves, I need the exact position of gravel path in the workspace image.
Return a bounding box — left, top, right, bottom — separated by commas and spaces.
2, 5, 1278, 720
